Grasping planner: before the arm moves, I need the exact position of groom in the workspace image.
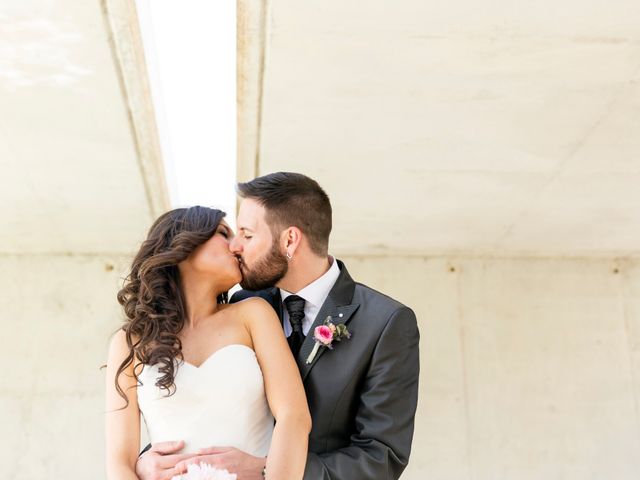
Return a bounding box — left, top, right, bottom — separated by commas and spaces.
136, 172, 420, 479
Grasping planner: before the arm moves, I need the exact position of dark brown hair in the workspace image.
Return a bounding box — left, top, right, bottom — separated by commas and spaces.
114, 206, 226, 404
237, 172, 332, 255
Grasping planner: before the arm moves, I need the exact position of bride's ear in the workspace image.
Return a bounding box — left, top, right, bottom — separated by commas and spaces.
282, 226, 302, 259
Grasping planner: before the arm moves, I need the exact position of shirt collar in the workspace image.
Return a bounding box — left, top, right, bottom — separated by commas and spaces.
280, 256, 341, 308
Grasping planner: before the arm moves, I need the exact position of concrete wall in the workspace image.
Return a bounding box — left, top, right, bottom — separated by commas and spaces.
4, 253, 638, 478
0, 255, 131, 478
342, 255, 640, 479
0, 1, 164, 478
237, 2, 640, 476
2, 1, 638, 479
243, 0, 640, 258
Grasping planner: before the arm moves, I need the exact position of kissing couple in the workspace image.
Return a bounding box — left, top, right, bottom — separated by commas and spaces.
105, 172, 420, 480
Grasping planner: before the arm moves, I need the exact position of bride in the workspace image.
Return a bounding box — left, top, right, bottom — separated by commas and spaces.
105, 206, 311, 480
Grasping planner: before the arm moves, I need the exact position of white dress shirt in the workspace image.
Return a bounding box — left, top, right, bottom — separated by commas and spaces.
280, 256, 341, 337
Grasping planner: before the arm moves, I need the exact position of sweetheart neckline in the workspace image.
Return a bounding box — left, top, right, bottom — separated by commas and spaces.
180, 343, 255, 369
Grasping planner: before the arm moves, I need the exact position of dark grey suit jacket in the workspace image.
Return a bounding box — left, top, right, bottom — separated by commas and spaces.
231, 259, 420, 479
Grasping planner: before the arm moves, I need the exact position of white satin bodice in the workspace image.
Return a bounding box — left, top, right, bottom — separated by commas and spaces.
137, 344, 274, 456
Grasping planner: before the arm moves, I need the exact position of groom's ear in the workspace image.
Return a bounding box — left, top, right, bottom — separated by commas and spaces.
282, 226, 303, 256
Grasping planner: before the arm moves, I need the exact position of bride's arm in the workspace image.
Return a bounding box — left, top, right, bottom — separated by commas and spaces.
245, 297, 312, 480
105, 330, 141, 480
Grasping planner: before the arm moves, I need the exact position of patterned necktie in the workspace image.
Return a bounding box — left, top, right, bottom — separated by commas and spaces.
284, 295, 306, 356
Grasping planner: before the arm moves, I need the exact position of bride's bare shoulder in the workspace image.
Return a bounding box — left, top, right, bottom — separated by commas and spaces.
229, 296, 273, 312
107, 328, 142, 368
108, 328, 129, 355
228, 297, 279, 323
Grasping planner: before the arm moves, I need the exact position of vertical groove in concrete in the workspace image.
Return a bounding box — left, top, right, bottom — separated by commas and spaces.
254, 0, 270, 178
101, 0, 171, 219
237, 0, 268, 184
455, 263, 474, 480
619, 260, 640, 448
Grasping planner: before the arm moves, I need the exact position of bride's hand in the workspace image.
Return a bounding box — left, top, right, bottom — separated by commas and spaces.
175, 446, 266, 480
136, 441, 198, 480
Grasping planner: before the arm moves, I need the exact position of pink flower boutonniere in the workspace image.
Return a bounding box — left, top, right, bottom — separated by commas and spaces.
306, 316, 351, 364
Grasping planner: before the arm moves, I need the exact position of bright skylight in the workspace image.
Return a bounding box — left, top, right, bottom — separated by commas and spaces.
135, 0, 237, 227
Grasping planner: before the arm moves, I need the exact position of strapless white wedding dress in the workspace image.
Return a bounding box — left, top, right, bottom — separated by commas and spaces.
138, 344, 274, 456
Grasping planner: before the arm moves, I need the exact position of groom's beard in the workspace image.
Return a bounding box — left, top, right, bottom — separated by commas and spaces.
238, 241, 288, 290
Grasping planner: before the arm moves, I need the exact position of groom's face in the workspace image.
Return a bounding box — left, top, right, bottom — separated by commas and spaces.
230, 198, 288, 290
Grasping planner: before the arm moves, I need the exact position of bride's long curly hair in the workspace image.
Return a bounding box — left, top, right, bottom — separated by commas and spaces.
114, 206, 227, 404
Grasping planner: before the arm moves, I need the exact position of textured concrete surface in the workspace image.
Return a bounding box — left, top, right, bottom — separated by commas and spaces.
0, 0, 167, 255
240, 0, 640, 258
343, 256, 640, 479
0, 1, 163, 478
0, 255, 131, 479
2, 1, 640, 479
238, 7, 640, 473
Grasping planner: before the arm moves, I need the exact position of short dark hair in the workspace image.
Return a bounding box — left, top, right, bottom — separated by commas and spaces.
237, 172, 332, 256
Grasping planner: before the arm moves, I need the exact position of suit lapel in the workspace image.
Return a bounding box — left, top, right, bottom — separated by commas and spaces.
296, 260, 359, 381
